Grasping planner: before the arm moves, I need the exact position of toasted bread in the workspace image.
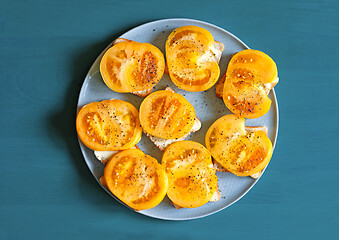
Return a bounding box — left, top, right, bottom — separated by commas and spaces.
144, 87, 201, 151
198, 40, 224, 64
214, 41, 225, 62
112, 37, 132, 45
132, 88, 153, 97
111, 38, 153, 97
211, 126, 268, 179
94, 146, 138, 165
215, 73, 226, 98
94, 150, 119, 165
164, 64, 169, 75
216, 52, 237, 99
209, 187, 221, 202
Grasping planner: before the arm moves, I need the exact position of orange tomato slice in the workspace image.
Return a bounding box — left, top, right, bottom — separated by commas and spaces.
166, 26, 220, 92
76, 99, 142, 151
223, 49, 278, 118
104, 149, 168, 210
205, 114, 273, 176
162, 141, 218, 208
139, 90, 196, 139
100, 41, 165, 93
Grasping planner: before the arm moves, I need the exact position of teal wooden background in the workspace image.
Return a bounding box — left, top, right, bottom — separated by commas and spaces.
1, 0, 338, 239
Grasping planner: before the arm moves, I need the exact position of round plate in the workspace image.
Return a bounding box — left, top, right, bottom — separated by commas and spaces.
77, 18, 279, 220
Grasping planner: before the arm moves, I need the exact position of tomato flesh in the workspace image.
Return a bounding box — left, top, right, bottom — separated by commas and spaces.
139, 90, 196, 139
76, 99, 142, 151
223, 49, 278, 118
100, 41, 165, 93
162, 141, 218, 208
104, 149, 168, 210
166, 26, 220, 92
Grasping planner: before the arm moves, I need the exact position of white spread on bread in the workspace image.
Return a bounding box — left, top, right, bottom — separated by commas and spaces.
132, 87, 153, 97
209, 187, 221, 202
198, 41, 224, 64
250, 172, 261, 179
244, 126, 268, 134
257, 77, 279, 95
94, 150, 119, 164
94, 146, 137, 165
264, 77, 279, 95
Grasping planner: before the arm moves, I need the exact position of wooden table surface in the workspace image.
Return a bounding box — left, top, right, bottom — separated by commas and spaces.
1, 0, 338, 239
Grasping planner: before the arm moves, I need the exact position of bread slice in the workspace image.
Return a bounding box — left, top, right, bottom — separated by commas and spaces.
132, 88, 153, 98
112, 37, 132, 45
216, 72, 279, 99
214, 41, 225, 62
198, 40, 224, 64
94, 146, 138, 165
215, 52, 238, 99
245, 125, 268, 134
94, 150, 119, 165
215, 73, 226, 98
144, 87, 201, 151
209, 186, 221, 202
111, 38, 153, 97
263, 77, 279, 95
212, 126, 268, 179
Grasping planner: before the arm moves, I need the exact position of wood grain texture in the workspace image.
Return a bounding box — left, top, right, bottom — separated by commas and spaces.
0, 0, 338, 239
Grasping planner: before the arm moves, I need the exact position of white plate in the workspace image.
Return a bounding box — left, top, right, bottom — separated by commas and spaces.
77, 18, 279, 220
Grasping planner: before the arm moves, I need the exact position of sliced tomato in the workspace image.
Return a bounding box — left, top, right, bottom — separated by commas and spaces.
162, 141, 218, 208
139, 90, 196, 139
76, 99, 142, 151
205, 114, 273, 176
104, 149, 168, 210
223, 49, 278, 118
166, 26, 220, 92
100, 41, 165, 93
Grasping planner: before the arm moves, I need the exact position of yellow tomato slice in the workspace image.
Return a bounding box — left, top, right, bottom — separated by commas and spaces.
139, 90, 196, 139
76, 99, 142, 151
162, 141, 218, 208
100, 41, 165, 93
104, 149, 168, 210
205, 114, 273, 176
223, 49, 278, 118
166, 26, 220, 92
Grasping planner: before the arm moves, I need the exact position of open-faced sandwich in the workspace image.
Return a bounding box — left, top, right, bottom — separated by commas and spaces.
216, 49, 278, 118
166, 26, 224, 92
101, 148, 168, 210
139, 87, 201, 151
162, 141, 220, 208
206, 114, 273, 177
77, 25, 279, 212
76, 99, 142, 151
100, 38, 165, 97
